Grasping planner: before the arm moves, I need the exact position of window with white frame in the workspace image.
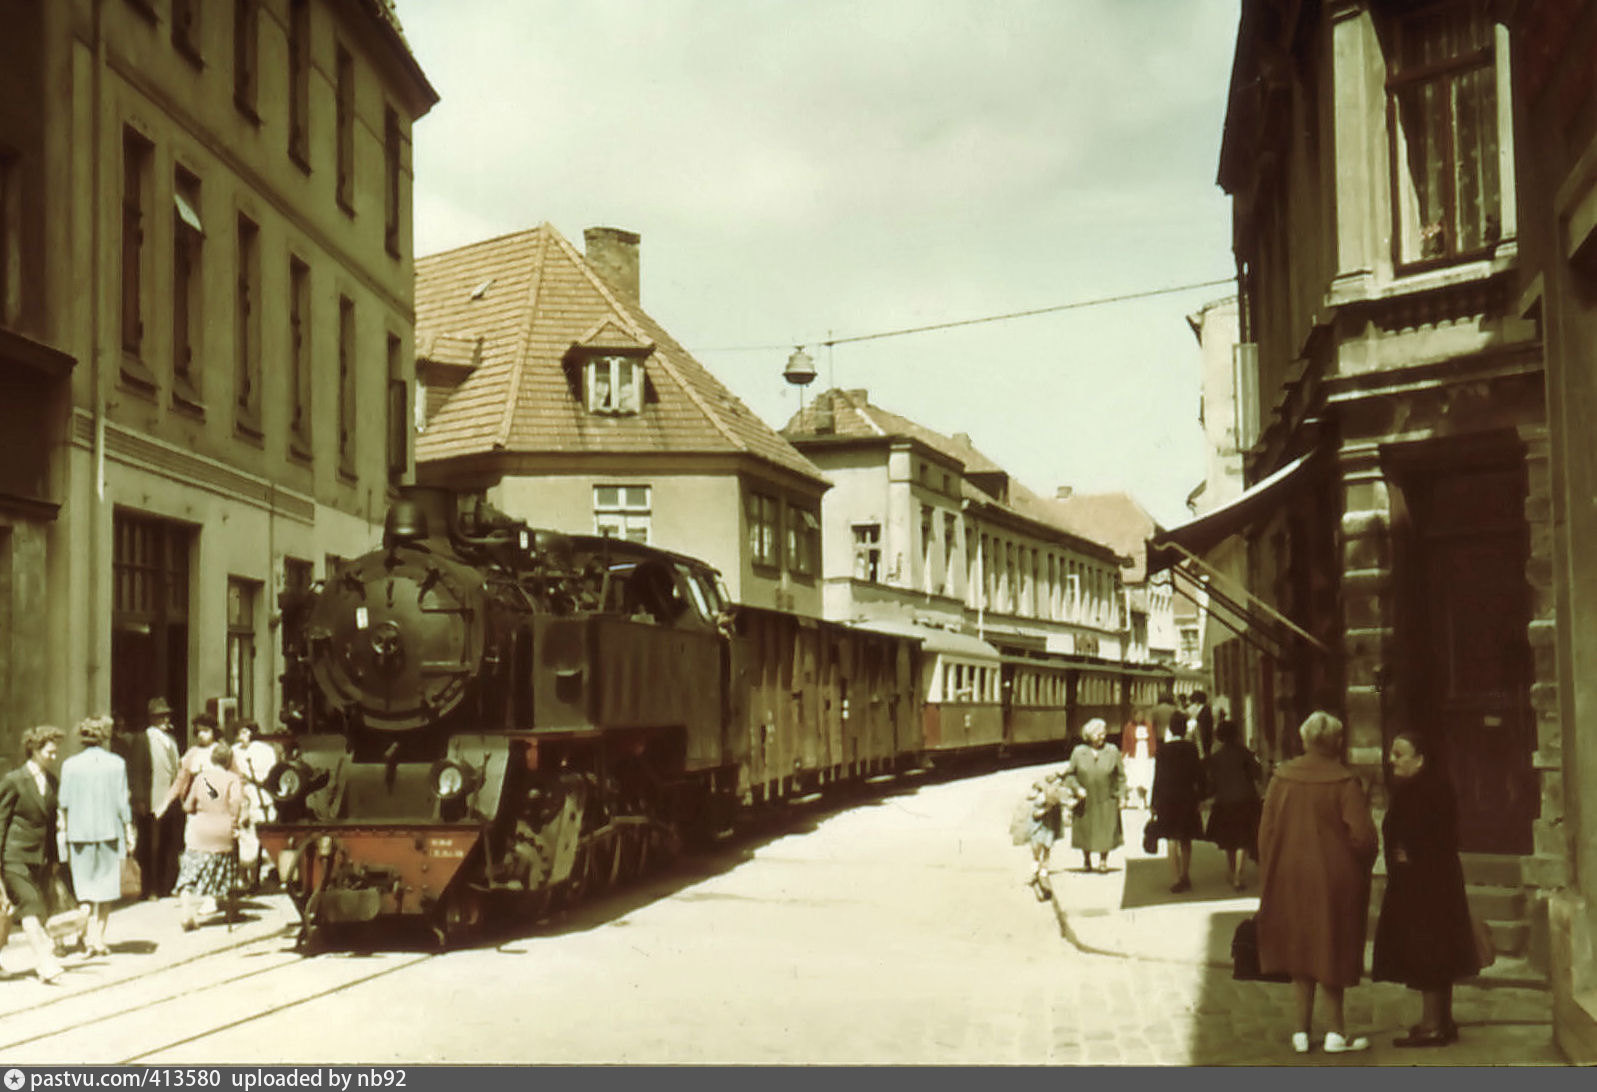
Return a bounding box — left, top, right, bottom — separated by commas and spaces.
585, 355, 643, 415
1388, 1, 1501, 267
786, 503, 818, 578
594, 484, 651, 543
747, 491, 779, 568
853, 523, 881, 583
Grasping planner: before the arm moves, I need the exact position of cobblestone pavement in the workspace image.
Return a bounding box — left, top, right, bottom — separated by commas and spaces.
1, 762, 1567, 1065
1049, 802, 1561, 1065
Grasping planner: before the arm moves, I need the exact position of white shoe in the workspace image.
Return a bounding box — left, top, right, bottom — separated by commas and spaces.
1324, 1031, 1369, 1053
1291, 1032, 1310, 1054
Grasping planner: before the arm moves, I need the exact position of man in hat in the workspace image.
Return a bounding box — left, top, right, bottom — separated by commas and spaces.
143, 698, 181, 897
110, 714, 153, 898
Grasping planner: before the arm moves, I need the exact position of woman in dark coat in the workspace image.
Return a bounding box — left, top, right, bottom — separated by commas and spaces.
1062, 718, 1124, 873
1257, 711, 1379, 1054
1150, 715, 1205, 893
0, 724, 66, 982
1204, 719, 1263, 890
1372, 731, 1482, 1047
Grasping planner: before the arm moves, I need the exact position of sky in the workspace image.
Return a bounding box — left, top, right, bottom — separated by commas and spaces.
400, 0, 1241, 528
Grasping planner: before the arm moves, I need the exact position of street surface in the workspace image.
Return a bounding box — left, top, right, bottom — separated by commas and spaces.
0, 762, 1562, 1064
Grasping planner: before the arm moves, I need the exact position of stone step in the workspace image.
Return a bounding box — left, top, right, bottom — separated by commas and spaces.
1459, 852, 1523, 888
1468, 884, 1527, 920
1488, 918, 1530, 958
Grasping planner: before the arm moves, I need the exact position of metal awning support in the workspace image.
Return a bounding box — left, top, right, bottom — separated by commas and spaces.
1168, 575, 1284, 660
1164, 538, 1331, 655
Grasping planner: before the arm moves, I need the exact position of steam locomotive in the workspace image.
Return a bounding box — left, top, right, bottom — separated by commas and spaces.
258, 487, 1167, 946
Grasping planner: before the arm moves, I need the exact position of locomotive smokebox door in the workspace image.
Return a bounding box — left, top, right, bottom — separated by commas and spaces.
308, 549, 486, 732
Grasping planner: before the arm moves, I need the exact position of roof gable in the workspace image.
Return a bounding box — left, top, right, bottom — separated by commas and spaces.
414, 223, 825, 486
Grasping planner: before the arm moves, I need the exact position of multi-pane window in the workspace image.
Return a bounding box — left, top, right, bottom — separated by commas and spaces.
172, 169, 203, 407
786, 504, 819, 578
335, 45, 354, 212
288, 0, 310, 168
288, 256, 311, 456
226, 577, 259, 719
594, 485, 650, 543
747, 491, 779, 568
235, 214, 260, 435
338, 295, 356, 477
853, 523, 881, 583
386, 335, 406, 485
585, 356, 643, 415
920, 505, 934, 586
233, 0, 258, 117
121, 128, 152, 369
943, 512, 958, 588
383, 106, 401, 256
1389, 1, 1501, 266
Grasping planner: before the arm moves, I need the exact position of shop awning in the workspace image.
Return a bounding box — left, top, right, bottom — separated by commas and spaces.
1146, 452, 1316, 575
849, 619, 1001, 662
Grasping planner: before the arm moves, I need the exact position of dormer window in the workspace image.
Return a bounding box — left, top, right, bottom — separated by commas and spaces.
586, 355, 643, 415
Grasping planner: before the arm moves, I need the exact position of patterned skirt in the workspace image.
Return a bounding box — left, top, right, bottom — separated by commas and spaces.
174, 850, 239, 899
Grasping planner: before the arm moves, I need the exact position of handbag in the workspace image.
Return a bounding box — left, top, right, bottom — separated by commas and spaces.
1142, 815, 1162, 855
1231, 916, 1291, 982
1470, 913, 1496, 971
120, 856, 143, 900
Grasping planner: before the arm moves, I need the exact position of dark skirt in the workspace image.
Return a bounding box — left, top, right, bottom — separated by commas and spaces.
1154, 804, 1204, 842
2, 861, 52, 920
174, 850, 239, 899
1206, 799, 1261, 856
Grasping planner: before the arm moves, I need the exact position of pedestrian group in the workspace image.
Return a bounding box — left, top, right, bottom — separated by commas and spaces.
1018, 691, 1487, 1055
0, 699, 282, 984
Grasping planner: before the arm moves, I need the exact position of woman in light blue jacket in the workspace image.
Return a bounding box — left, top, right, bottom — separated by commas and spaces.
57, 716, 134, 957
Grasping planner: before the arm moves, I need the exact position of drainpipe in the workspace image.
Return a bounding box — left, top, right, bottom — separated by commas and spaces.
87, 0, 107, 711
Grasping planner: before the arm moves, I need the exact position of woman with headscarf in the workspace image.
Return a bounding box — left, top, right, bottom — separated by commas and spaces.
173, 743, 244, 932
1062, 718, 1125, 874
0, 725, 66, 982
1204, 718, 1263, 891
1371, 731, 1483, 1047
56, 715, 134, 958
1257, 711, 1379, 1055
1150, 714, 1206, 893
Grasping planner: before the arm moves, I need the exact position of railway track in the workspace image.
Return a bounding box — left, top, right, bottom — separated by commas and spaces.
0, 926, 438, 1064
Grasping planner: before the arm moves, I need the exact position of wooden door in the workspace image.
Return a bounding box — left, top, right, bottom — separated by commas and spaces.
1409, 465, 1536, 853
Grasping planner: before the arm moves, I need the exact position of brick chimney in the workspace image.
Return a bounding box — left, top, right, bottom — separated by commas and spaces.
583, 226, 640, 300
1056, 486, 1073, 500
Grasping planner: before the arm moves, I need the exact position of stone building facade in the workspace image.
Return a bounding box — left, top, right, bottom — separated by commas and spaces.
0, 0, 435, 753
1195, 0, 1556, 963
1509, 0, 1597, 1060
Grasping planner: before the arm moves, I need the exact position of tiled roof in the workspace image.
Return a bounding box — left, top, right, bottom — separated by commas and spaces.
414, 223, 827, 486
785, 389, 1117, 561
1046, 492, 1164, 583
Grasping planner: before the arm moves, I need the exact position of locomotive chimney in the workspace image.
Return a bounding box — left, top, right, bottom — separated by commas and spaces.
383, 500, 430, 547
584, 226, 641, 301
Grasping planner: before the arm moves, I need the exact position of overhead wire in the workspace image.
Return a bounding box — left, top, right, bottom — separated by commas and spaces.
693, 275, 1237, 354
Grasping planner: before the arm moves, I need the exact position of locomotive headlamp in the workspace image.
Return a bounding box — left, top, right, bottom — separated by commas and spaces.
429, 759, 480, 802
266, 760, 324, 804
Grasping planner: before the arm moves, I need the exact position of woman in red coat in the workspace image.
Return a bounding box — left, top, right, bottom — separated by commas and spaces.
1257, 711, 1378, 1055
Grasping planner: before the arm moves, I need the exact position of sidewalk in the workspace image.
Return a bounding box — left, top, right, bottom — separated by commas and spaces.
0, 893, 300, 1019
1049, 806, 1567, 1065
